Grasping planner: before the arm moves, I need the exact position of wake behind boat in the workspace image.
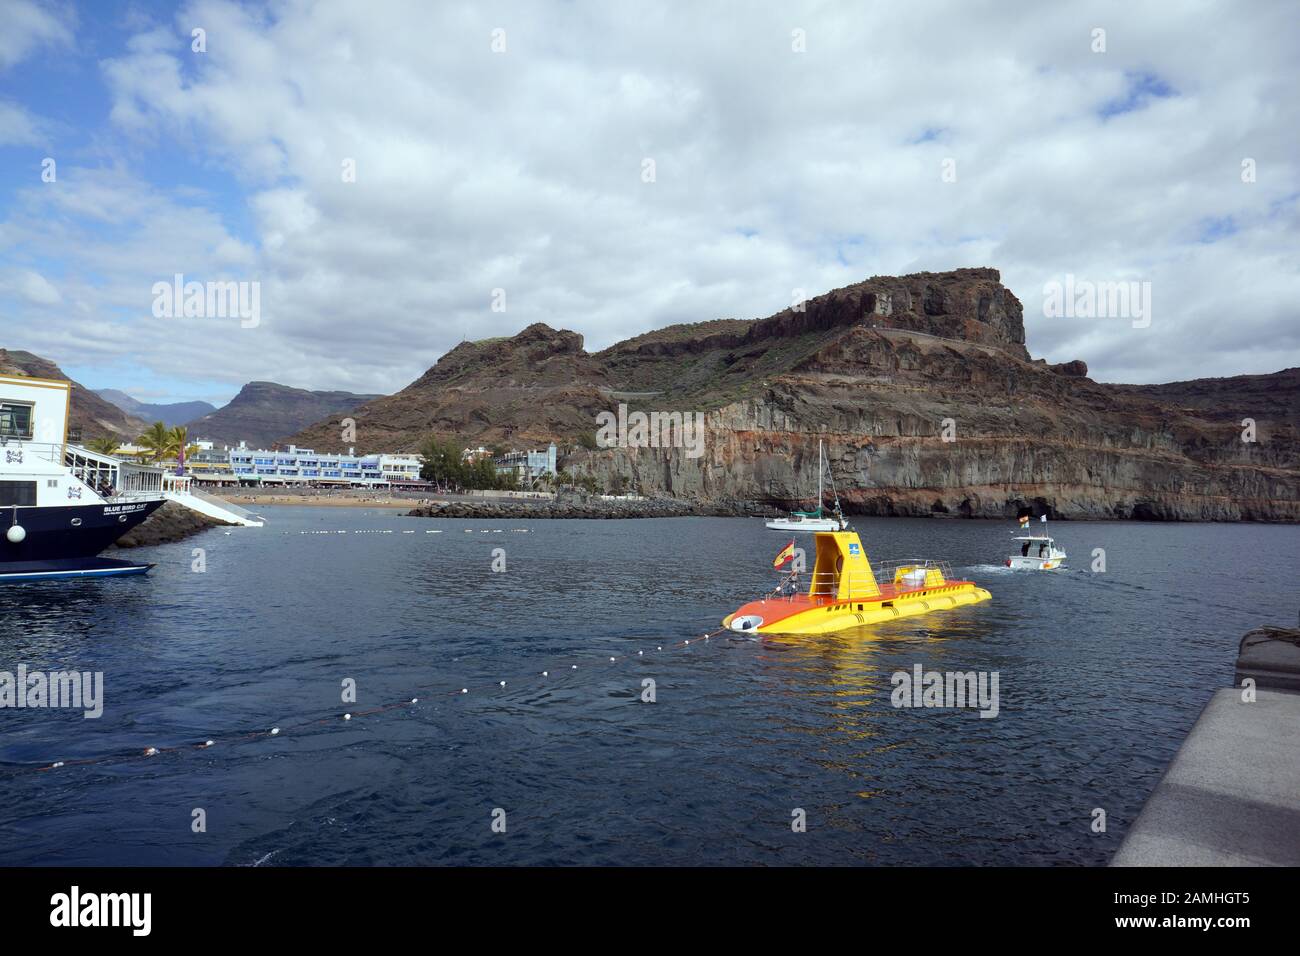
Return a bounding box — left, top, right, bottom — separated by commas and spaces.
765, 439, 848, 532
1, 373, 166, 582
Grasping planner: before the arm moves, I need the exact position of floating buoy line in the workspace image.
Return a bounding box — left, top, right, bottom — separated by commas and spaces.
283, 528, 532, 535
1, 622, 741, 779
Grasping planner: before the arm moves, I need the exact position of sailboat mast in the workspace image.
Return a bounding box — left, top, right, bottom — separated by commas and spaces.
818, 440, 824, 516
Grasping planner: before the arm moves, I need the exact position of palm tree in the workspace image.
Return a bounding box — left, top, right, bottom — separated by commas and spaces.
136, 421, 174, 462
85, 437, 122, 457
169, 425, 199, 464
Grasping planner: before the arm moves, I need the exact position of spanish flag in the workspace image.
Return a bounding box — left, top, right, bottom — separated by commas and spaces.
1018, 515, 1030, 527
773, 539, 796, 569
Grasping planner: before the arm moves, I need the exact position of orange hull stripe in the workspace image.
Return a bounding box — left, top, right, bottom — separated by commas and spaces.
734, 581, 979, 626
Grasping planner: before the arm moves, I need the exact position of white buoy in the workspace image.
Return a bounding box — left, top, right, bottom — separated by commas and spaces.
461, 688, 468, 694
610, 657, 616, 662
203, 740, 214, 748
144, 747, 159, 757
270, 727, 280, 736
51, 761, 64, 769
542, 671, 548, 677
6, 525, 25, 544
411, 698, 418, 704
499, 680, 506, 687
343, 713, 352, 721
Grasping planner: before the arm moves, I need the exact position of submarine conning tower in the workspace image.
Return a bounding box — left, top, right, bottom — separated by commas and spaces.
809, 531, 880, 600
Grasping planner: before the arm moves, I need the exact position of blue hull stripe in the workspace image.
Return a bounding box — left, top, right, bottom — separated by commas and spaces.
0, 564, 153, 582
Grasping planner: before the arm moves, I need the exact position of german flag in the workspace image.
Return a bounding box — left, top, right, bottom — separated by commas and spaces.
773, 539, 796, 569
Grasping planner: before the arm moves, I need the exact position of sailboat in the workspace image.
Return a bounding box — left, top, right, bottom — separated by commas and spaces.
765, 439, 848, 532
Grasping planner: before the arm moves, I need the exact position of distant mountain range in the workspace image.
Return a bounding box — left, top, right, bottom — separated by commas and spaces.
3, 349, 380, 449
95, 389, 217, 428
183, 381, 381, 448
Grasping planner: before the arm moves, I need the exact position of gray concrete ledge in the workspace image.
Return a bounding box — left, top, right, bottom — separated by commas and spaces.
1112, 688, 1300, 866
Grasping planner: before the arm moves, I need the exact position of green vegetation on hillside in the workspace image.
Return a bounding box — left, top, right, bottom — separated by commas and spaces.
417, 435, 518, 490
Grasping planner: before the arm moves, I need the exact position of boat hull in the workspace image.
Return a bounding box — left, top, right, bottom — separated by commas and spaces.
0, 556, 155, 582
1, 499, 166, 577
765, 518, 846, 532
1006, 554, 1066, 570
723, 581, 992, 635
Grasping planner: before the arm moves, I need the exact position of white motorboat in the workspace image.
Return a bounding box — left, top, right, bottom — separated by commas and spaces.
1006, 515, 1066, 570
766, 439, 848, 532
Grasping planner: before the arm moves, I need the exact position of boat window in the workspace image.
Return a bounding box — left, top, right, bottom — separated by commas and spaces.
0, 401, 34, 439
0, 480, 37, 506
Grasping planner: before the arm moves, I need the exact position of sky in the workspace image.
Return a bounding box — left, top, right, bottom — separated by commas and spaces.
0, 0, 1296, 406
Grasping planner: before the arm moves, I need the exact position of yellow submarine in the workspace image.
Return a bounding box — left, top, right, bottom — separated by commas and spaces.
723, 530, 991, 635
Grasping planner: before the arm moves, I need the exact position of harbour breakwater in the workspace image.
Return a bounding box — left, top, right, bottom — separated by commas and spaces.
112, 501, 232, 548
407, 496, 775, 520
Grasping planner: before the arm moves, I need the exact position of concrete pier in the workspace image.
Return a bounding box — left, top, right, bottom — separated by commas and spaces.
1112, 627, 1300, 866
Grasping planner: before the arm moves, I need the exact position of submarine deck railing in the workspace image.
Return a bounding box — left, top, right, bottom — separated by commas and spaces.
778, 560, 959, 600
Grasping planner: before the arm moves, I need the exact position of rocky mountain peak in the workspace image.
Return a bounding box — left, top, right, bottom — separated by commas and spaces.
514, 322, 584, 353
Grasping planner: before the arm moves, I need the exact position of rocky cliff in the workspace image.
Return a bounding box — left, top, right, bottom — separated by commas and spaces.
287, 269, 1299, 521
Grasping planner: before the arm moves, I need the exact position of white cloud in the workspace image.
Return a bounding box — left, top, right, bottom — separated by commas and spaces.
0, 0, 72, 147
0, 267, 62, 305
0, 0, 73, 69
18, 269, 61, 305
2, 0, 1298, 399
0, 99, 45, 145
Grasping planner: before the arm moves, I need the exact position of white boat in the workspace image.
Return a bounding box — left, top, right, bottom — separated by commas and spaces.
1, 373, 167, 581
766, 439, 848, 532
1006, 516, 1066, 570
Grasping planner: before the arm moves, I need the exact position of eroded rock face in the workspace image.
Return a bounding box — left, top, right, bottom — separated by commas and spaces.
566, 328, 1299, 522
287, 268, 1299, 522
